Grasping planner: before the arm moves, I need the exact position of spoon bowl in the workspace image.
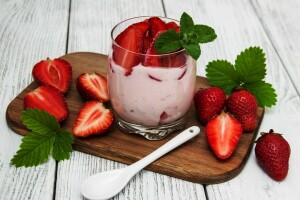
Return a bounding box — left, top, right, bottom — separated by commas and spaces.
81, 126, 200, 200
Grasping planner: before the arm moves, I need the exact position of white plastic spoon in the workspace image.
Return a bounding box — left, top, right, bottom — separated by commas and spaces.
81, 126, 200, 200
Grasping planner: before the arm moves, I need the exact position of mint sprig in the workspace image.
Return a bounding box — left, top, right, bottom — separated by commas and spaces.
11, 108, 73, 167
154, 12, 217, 60
206, 46, 277, 107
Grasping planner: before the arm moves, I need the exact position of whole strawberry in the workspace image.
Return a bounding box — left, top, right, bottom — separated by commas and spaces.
255, 129, 290, 181
194, 87, 226, 125
226, 90, 258, 132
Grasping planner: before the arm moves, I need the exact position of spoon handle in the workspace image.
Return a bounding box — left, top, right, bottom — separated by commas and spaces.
129, 126, 200, 175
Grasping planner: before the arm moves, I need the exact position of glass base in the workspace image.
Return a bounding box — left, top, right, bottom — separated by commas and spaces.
116, 116, 187, 140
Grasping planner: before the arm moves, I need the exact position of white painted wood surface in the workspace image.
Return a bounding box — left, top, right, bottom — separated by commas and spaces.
0, 0, 69, 199
0, 0, 300, 199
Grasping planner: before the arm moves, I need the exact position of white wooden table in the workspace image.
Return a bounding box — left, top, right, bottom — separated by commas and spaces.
1, 0, 300, 199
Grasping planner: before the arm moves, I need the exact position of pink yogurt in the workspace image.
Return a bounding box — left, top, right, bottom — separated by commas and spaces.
108, 57, 196, 126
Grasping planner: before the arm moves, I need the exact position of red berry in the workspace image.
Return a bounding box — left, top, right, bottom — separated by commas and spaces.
166, 21, 180, 33
148, 17, 167, 38
194, 87, 226, 125
23, 85, 69, 122
255, 129, 290, 181
32, 58, 72, 94
226, 90, 258, 131
72, 101, 114, 137
113, 26, 144, 75
205, 112, 243, 159
76, 73, 109, 102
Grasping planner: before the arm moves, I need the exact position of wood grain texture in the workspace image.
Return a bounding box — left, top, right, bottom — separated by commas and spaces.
56, 0, 207, 199
6, 52, 264, 185
251, 0, 300, 95
0, 0, 69, 199
163, 0, 300, 199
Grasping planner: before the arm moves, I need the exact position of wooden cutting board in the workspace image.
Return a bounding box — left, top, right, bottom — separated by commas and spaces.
6, 52, 264, 184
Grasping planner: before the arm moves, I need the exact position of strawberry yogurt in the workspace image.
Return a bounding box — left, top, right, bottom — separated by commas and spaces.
108, 56, 196, 127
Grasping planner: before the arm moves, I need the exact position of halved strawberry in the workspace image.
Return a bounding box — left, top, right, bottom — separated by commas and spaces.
32, 58, 72, 94
131, 21, 149, 35
72, 101, 114, 137
113, 26, 144, 75
143, 33, 161, 67
205, 112, 243, 159
166, 21, 180, 33
76, 73, 109, 102
23, 85, 69, 122
148, 17, 167, 38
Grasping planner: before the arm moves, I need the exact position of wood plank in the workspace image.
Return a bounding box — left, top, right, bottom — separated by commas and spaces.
251, 0, 300, 95
0, 0, 69, 199
163, 0, 300, 199
56, 0, 206, 199
6, 52, 265, 184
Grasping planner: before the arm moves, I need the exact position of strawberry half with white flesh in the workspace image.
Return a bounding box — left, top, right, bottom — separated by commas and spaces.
32, 58, 72, 94
72, 101, 114, 137
23, 85, 69, 122
205, 112, 243, 159
76, 73, 109, 102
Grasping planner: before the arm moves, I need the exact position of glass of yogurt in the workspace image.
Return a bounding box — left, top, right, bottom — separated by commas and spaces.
108, 16, 196, 140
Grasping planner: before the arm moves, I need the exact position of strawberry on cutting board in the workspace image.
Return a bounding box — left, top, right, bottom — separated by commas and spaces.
205, 112, 243, 159
194, 87, 226, 125
23, 85, 69, 122
255, 129, 291, 181
226, 90, 258, 132
32, 58, 72, 94
72, 101, 114, 137
76, 73, 109, 102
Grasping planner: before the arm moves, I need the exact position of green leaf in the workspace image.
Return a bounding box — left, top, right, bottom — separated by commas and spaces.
242, 81, 277, 107
11, 108, 74, 167
235, 46, 266, 83
193, 25, 217, 43
11, 132, 55, 167
52, 130, 73, 161
180, 12, 194, 34
206, 60, 240, 94
182, 43, 201, 60
21, 108, 59, 134
154, 30, 182, 53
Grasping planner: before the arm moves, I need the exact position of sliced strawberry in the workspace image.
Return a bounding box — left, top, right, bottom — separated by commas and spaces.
205, 112, 243, 159
160, 52, 186, 68
76, 73, 109, 102
166, 21, 180, 33
32, 58, 72, 94
113, 26, 144, 75
131, 21, 149, 35
23, 85, 69, 122
143, 35, 152, 53
72, 101, 114, 137
148, 17, 167, 38
142, 33, 161, 67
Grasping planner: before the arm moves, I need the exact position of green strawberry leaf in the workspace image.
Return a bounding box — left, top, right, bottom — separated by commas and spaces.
11, 108, 74, 167
206, 60, 240, 94
235, 46, 266, 83
11, 132, 55, 167
242, 81, 277, 107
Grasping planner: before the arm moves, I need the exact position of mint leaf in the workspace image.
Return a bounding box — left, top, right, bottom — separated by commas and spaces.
182, 43, 201, 60
206, 60, 240, 94
11, 132, 55, 167
154, 30, 182, 53
52, 130, 73, 161
11, 108, 73, 167
193, 25, 217, 43
235, 47, 266, 83
180, 12, 194, 33
242, 81, 277, 107
21, 108, 59, 135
